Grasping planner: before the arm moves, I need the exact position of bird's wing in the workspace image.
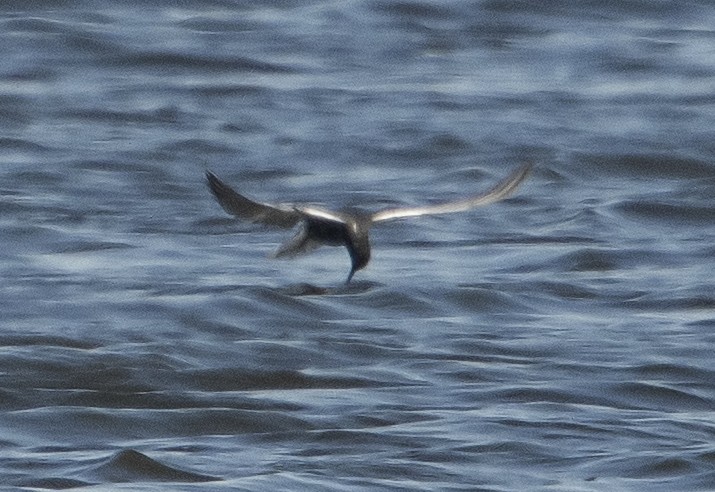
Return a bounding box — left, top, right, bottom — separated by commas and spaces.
206, 171, 301, 228
370, 162, 532, 223
271, 223, 322, 258
295, 206, 348, 224
271, 207, 349, 257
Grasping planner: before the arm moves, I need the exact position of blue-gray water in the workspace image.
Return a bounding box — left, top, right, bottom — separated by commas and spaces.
1, 1, 714, 490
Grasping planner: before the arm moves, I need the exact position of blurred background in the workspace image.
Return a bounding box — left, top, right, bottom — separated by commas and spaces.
0, 1, 713, 490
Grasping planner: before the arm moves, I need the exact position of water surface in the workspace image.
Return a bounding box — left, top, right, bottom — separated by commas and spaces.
1, 1, 714, 490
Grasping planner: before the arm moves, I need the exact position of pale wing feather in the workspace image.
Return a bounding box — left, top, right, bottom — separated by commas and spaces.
294, 206, 347, 224
206, 171, 300, 228
370, 162, 531, 223
271, 223, 323, 258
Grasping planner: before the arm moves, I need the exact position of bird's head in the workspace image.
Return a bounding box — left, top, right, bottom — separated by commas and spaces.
345, 219, 371, 283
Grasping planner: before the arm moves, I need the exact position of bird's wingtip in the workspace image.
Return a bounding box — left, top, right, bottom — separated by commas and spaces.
520, 160, 534, 175
205, 170, 224, 191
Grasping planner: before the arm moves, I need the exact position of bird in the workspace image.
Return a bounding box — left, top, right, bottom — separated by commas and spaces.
206, 162, 531, 283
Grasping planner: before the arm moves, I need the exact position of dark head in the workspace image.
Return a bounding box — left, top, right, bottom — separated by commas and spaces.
345, 218, 371, 283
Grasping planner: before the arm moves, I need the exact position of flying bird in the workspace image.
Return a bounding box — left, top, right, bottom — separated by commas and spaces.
206, 163, 531, 282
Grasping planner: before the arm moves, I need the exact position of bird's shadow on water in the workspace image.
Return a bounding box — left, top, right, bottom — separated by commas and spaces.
277, 280, 380, 296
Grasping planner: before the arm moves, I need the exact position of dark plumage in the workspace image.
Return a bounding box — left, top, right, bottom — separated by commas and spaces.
207, 163, 531, 282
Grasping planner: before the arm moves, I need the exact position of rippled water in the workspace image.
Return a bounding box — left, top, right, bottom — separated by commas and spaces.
1, 1, 714, 490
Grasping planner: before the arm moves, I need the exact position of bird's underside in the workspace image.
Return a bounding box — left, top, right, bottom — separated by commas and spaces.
206, 162, 531, 282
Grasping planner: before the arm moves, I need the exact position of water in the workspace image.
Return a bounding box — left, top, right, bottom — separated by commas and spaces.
1, 1, 714, 490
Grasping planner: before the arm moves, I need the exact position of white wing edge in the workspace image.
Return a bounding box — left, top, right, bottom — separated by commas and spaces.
295, 206, 348, 224
370, 162, 532, 223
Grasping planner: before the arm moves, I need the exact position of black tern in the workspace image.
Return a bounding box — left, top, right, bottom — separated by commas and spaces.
207, 163, 531, 282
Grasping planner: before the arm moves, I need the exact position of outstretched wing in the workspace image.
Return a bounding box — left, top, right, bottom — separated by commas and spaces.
206, 171, 300, 228
370, 162, 532, 223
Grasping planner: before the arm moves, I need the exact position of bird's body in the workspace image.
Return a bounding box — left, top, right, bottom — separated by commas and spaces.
206, 163, 531, 282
